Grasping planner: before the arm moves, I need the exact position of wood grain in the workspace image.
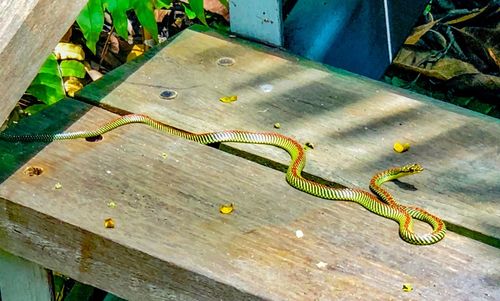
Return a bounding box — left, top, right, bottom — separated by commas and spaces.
77, 27, 500, 246
0, 0, 87, 125
1, 99, 499, 300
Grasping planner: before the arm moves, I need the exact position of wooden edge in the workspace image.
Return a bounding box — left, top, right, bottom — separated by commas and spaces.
0, 199, 263, 301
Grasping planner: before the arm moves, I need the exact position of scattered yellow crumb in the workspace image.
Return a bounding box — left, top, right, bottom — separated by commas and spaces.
219, 95, 238, 103
219, 203, 234, 214
394, 142, 410, 153
107, 201, 117, 208
274, 122, 281, 129
104, 218, 115, 229
161, 152, 168, 159
402, 283, 413, 292
54, 182, 63, 190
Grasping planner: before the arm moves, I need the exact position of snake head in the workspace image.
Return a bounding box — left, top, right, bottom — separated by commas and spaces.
400, 164, 424, 174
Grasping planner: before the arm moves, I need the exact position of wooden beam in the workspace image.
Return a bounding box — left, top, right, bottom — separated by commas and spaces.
1, 99, 499, 300
0, 248, 52, 301
0, 0, 88, 126
77, 27, 500, 247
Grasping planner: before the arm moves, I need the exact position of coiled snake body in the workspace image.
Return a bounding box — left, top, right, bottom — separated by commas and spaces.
0, 114, 446, 245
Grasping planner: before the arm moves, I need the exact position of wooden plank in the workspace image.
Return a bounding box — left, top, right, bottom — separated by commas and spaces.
76, 27, 500, 246
1, 99, 499, 300
0, 0, 88, 125
230, 0, 283, 46
0, 248, 52, 301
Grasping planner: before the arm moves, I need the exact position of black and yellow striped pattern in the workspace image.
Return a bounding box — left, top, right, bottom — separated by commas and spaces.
0, 114, 446, 245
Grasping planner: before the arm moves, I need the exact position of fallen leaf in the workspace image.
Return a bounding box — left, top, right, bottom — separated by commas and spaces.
54, 43, 85, 61
126, 44, 146, 62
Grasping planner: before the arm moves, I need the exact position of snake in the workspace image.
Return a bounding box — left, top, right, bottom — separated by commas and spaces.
0, 114, 446, 245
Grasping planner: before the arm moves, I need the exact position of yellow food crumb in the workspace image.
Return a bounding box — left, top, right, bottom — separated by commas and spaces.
402, 283, 413, 292
161, 152, 168, 159
394, 142, 410, 153
219, 203, 234, 214
104, 218, 115, 229
274, 122, 281, 129
54, 182, 63, 189
219, 95, 238, 103
107, 201, 117, 208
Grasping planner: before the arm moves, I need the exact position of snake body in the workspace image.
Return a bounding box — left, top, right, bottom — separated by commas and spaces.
0, 114, 445, 245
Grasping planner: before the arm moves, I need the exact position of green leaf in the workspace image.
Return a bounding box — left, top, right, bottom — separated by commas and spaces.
189, 0, 207, 25
76, 0, 105, 54
102, 0, 131, 39
27, 53, 65, 105
155, 0, 173, 8
60, 61, 86, 78
182, 3, 196, 19
27, 85, 65, 105
131, 0, 158, 42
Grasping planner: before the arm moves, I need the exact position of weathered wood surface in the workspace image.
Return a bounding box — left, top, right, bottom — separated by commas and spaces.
0, 0, 88, 125
77, 27, 500, 246
0, 248, 52, 301
1, 99, 499, 300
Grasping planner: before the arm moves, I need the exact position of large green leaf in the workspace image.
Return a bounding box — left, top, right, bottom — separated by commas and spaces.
189, 0, 207, 25
27, 53, 65, 105
102, 0, 130, 39
131, 0, 158, 42
60, 61, 86, 78
76, 0, 105, 54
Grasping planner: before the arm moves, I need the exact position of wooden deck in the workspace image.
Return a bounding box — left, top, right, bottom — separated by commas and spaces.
1, 26, 499, 300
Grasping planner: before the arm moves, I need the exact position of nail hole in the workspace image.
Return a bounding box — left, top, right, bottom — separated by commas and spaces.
217, 57, 235, 67
24, 166, 44, 176
160, 89, 178, 100
86, 135, 103, 142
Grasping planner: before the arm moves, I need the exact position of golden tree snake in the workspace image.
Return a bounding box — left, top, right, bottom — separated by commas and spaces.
0, 114, 446, 245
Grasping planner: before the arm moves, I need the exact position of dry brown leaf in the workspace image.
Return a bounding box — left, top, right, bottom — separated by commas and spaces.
394, 47, 479, 81
445, 6, 488, 25
405, 20, 439, 45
